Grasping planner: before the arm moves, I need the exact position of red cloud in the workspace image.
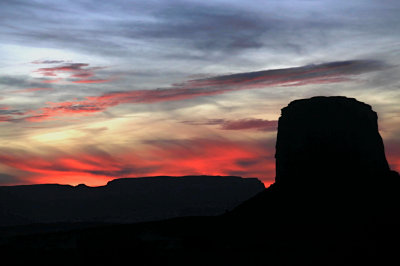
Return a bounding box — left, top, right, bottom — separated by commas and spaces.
24, 88, 232, 121
33, 61, 111, 84
36, 63, 89, 74
384, 139, 400, 174
25, 102, 105, 122
0, 151, 128, 186
143, 138, 275, 185
388, 157, 400, 173
0, 138, 276, 187
0, 115, 13, 122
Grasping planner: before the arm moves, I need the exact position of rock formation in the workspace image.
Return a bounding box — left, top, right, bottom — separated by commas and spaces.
231, 96, 399, 221
275, 96, 390, 188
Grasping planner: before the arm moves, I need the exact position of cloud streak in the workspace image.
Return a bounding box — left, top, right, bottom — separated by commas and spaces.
32, 60, 66, 64
0, 108, 25, 122
14, 87, 53, 93
182, 118, 278, 131
21, 60, 386, 122
33, 61, 111, 84
221, 119, 278, 131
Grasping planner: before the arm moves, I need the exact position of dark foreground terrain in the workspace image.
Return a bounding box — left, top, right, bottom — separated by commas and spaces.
0, 96, 399, 266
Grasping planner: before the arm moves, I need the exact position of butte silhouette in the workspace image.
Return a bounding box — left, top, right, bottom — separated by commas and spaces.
0, 96, 399, 266
226, 96, 400, 265
231, 96, 399, 222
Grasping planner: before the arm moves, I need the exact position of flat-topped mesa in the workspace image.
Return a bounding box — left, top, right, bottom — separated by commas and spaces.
275, 96, 390, 188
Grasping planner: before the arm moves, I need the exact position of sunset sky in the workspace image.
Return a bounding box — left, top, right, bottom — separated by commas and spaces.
0, 0, 400, 186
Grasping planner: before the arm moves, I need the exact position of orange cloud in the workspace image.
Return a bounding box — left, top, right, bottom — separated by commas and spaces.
0, 138, 275, 186
14, 87, 53, 93
41, 78, 63, 83
143, 138, 276, 187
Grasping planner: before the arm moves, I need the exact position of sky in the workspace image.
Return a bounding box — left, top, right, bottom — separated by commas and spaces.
0, 0, 400, 186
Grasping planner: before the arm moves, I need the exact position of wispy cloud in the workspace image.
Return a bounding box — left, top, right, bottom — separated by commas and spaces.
13, 87, 53, 93
70, 78, 114, 84
21, 60, 386, 122
33, 61, 112, 84
220, 119, 278, 131
182, 118, 278, 131
0, 60, 387, 123
0, 108, 25, 122
0, 115, 13, 122
31, 60, 66, 64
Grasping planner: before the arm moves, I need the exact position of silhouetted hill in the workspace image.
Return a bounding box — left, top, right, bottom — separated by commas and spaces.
0, 96, 399, 266
0, 175, 264, 227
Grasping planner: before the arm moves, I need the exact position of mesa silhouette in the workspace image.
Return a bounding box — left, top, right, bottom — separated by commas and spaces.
0, 96, 399, 266
0, 175, 264, 227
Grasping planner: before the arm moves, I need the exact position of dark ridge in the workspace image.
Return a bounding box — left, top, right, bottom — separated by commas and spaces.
0, 175, 264, 227
106, 175, 260, 185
